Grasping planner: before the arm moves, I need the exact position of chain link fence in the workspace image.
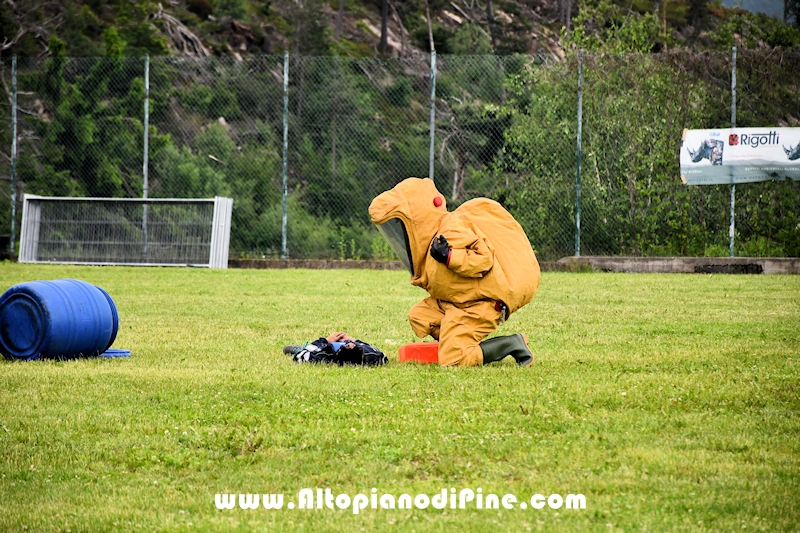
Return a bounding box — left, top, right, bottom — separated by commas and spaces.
2, 50, 799, 261
577, 50, 800, 257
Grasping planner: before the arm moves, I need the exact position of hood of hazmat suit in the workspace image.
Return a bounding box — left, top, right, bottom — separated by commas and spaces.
369, 177, 540, 313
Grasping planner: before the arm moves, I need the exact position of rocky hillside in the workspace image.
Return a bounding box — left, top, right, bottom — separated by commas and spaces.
1, 0, 798, 59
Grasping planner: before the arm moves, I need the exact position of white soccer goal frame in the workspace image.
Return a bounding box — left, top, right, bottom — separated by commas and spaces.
18, 195, 233, 268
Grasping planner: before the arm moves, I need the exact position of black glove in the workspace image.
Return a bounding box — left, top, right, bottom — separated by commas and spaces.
430, 235, 450, 264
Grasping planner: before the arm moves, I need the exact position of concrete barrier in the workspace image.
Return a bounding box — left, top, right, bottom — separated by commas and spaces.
228, 257, 799, 274
227, 259, 407, 270
554, 256, 800, 274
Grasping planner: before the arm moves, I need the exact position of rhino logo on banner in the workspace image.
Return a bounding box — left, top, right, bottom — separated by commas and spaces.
783, 142, 800, 161
687, 139, 724, 165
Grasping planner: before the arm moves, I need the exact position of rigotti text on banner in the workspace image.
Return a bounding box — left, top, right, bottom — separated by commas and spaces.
680, 127, 800, 185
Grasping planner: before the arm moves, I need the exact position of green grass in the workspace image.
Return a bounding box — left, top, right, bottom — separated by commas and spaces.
0, 263, 798, 532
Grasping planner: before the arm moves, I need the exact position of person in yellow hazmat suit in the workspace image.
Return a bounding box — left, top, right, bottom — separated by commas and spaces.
369, 177, 541, 367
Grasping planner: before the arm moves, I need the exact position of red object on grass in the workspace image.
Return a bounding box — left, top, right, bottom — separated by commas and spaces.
398, 342, 439, 364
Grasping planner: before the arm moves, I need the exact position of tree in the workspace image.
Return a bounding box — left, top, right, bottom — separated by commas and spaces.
18, 36, 157, 198
379, 0, 390, 54
437, 27, 508, 201
425, 0, 435, 52
786, 0, 800, 27
335, 0, 346, 40
687, 0, 711, 29
289, 0, 330, 56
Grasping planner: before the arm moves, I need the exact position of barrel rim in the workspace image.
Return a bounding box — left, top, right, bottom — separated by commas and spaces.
0, 289, 49, 360
94, 285, 119, 351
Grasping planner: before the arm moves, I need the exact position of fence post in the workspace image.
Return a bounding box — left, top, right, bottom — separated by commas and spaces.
575, 49, 583, 257
281, 52, 289, 260
729, 45, 736, 258
428, 50, 437, 180
142, 55, 150, 261
10, 56, 17, 255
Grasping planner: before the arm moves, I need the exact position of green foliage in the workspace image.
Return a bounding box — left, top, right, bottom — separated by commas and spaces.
492, 0, 534, 54
48, 35, 67, 58
180, 81, 242, 120
241, 195, 378, 258
5, 44, 798, 259
686, 0, 712, 29
788, 0, 800, 28
567, 0, 664, 53
448, 22, 493, 55
435, 54, 510, 202
188, 0, 214, 20
710, 11, 800, 48
412, 24, 454, 53
288, 0, 331, 54
215, 0, 249, 19
473, 49, 800, 259
577, 54, 717, 256
287, 56, 430, 237
370, 230, 395, 259
736, 236, 785, 257
330, 38, 374, 58
116, 2, 171, 56
2, 0, 800, 62
33, 1, 169, 57
385, 76, 412, 107
153, 143, 230, 198
473, 56, 578, 258
16, 56, 164, 199
60, 3, 105, 56
103, 27, 127, 58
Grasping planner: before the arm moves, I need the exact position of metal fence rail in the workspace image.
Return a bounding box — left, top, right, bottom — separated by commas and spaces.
2, 50, 799, 261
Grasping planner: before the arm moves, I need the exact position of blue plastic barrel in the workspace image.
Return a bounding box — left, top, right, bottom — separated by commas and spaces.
0, 279, 119, 361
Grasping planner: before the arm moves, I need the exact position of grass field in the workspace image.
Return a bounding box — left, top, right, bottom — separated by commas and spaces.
0, 263, 798, 532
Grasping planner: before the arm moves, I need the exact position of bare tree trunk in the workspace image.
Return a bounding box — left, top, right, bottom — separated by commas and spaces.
295, 35, 305, 119
297, 60, 305, 122
785, 0, 797, 25
452, 145, 465, 201
566, 0, 572, 36
486, 0, 505, 102
389, 2, 406, 57
379, 0, 389, 53
486, 0, 498, 51
335, 0, 345, 40
627, 175, 638, 254
497, 57, 506, 103
331, 111, 337, 180
331, 63, 338, 183
426, 0, 435, 52
294, 2, 306, 118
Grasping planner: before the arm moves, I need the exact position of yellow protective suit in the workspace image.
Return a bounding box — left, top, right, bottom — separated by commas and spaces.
369, 177, 540, 367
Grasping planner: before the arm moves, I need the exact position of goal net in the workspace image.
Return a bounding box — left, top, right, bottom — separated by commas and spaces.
18, 195, 233, 268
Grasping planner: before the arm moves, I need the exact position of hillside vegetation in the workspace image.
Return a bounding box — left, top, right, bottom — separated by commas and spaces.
2, 0, 800, 59
2, 1, 799, 260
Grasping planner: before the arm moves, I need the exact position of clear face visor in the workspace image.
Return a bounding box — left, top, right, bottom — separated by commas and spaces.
376, 218, 414, 274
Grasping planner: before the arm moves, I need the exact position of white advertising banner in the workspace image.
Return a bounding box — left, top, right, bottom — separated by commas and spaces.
680, 127, 800, 185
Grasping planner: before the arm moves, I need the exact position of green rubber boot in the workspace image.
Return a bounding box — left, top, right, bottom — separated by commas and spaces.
480, 334, 533, 367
